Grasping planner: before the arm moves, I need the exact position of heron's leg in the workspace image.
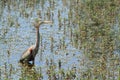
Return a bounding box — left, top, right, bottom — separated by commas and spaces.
32, 59, 35, 65
19, 59, 23, 63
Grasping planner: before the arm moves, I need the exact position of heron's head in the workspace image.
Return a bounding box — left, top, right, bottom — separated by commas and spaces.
32, 18, 52, 29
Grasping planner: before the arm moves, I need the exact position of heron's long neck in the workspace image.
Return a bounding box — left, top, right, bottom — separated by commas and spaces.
35, 28, 40, 52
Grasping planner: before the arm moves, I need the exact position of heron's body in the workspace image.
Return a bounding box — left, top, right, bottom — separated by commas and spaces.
19, 19, 52, 65
19, 27, 40, 64
19, 45, 36, 64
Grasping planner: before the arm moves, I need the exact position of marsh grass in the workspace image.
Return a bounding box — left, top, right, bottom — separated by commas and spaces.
0, 0, 120, 80
72, 0, 120, 79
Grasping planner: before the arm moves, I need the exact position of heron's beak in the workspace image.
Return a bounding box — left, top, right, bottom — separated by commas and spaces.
42, 21, 53, 24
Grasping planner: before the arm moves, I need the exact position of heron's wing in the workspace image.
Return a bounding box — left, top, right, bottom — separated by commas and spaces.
21, 49, 31, 60
20, 45, 35, 61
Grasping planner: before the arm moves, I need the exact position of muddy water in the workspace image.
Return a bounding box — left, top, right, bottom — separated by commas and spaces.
0, 0, 86, 79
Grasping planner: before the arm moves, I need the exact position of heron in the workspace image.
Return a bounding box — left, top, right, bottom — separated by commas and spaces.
19, 18, 52, 65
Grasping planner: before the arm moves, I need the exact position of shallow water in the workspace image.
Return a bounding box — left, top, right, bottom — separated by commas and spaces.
0, 0, 119, 80
0, 0, 85, 79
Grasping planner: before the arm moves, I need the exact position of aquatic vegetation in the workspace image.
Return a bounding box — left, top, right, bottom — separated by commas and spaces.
72, 0, 120, 79
0, 0, 119, 80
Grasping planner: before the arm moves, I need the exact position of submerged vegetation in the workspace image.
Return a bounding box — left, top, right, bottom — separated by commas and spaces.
0, 0, 120, 80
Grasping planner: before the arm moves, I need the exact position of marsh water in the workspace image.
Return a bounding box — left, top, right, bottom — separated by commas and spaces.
0, 0, 120, 80
0, 0, 82, 80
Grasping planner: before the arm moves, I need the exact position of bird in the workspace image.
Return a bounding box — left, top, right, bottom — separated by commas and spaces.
19, 18, 52, 65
